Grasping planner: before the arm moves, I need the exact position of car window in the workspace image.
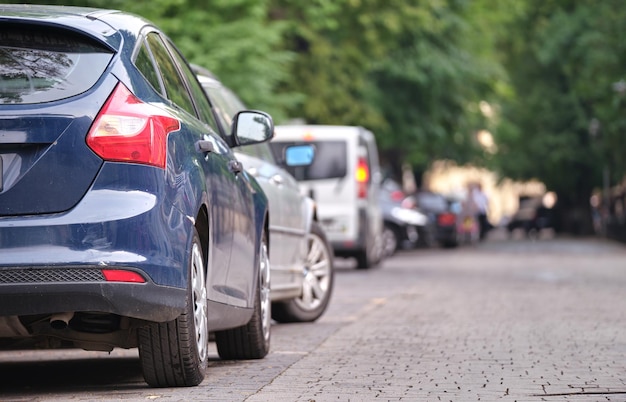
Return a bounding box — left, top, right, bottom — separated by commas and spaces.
240, 143, 277, 164
0, 24, 113, 105
201, 82, 245, 132
416, 193, 448, 212
134, 41, 163, 95
269, 141, 347, 181
201, 79, 275, 162
146, 33, 195, 116
164, 40, 217, 129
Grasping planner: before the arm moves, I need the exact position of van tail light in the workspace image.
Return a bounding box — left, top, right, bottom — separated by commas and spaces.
355, 157, 370, 199
87, 83, 180, 169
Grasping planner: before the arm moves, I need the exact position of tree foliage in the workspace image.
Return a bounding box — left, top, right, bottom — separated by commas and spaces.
8, 0, 625, 233
490, 0, 626, 231
15, 0, 296, 121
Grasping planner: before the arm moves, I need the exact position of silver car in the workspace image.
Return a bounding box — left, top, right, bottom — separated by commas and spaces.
194, 66, 334, 322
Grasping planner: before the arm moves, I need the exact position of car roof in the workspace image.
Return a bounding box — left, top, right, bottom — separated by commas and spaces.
191, 64, 220, 81
0, 4, 112, 18
0, 4, 154, 52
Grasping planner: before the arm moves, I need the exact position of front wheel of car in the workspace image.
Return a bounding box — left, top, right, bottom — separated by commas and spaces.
215, 230, 271, 359
273, 221, 334, 323
138, 227, 208, 387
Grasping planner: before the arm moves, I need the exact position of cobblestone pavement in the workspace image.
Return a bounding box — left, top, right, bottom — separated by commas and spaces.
1, 230, 625, 401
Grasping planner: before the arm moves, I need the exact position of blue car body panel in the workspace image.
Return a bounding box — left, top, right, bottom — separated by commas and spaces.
0, 5, 269, 336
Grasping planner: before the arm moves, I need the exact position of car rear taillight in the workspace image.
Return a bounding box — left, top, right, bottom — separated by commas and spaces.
390, 190, 405, 202
87, 83, 180, 169
102, 269, 146, 283
438, 212, 457, 226
356, 157, 370, 199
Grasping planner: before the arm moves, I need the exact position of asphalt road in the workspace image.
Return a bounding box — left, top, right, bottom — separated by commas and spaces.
1, 229, 625, 401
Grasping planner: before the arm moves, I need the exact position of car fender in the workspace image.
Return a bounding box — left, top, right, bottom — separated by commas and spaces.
301, 196, 317, 235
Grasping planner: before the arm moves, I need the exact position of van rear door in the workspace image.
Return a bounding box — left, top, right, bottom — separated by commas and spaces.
270, 137, 359, 242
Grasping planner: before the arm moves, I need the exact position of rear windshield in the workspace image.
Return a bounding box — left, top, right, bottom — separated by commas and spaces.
0, 25, 113, 105
415, 192, 449, 213
269, 140, 347, 181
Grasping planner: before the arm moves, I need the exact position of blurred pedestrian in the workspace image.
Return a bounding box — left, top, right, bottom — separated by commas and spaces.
471, 182, 490, 240
455, 183, 478, 244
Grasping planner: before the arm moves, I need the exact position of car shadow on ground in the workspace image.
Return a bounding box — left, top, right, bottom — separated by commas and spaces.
0, 354, 147, 394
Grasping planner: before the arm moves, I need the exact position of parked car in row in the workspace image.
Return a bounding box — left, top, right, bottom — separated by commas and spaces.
270, 125, 385, 269
0, 5, 273, 387
193, 66, 335, 323
378, 179, 430, 256
409, 191, 463, 248
507, 196, 555, 237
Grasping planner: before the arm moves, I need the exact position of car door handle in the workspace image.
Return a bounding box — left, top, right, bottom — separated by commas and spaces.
195, 140, 214, 153
229, 160, 243, 174
270, 174, 283, 186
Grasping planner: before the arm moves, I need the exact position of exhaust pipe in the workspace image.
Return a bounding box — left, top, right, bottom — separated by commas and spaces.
50, 312, 74, 330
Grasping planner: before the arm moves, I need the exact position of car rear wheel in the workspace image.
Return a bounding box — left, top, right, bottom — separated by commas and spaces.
273, 222, 334, 323
138, 228, 208, 387
215, 230, 271, 359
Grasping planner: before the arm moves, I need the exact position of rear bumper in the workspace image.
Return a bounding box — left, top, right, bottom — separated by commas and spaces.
436, 224, 456, 239
0, 276, 185, 322
327, 209, 368, 255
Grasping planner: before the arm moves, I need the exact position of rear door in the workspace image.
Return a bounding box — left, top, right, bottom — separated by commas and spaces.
0, 23, 115, 216
143, 32, 256, 306
199, 77, 308, 291
237, 145, 307, 285
270, 128, 355, 244
189, 72, 264, 307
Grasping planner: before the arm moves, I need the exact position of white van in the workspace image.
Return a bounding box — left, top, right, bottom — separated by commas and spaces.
270, 125, 385, 269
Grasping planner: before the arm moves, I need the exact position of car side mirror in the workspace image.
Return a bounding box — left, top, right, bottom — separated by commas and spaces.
232, 110, 274, 146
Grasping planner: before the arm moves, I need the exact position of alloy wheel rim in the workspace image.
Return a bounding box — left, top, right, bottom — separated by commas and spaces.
259, 240, 271, 342
191, 242, 208, 362
295, 232, 331, 311
382, 227, 397, 256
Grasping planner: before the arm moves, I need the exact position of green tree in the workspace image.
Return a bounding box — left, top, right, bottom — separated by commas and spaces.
491, 0, 626, 233
364, 0, 505, 180
268, 0, 388, 130
14, 0, 296, 121
270, 0, 504, 182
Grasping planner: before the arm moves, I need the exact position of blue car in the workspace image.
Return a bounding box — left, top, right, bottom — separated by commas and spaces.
0, 5, 273, 387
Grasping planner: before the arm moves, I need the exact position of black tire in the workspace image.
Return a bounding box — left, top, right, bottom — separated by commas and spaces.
272, 222, 334, 323
416, 227, 436, 248
215, 230, 271, 360
356, 238, 383, 268
355, 248, 374, 269
138, 228, 208, 387
442, 239, 459, 248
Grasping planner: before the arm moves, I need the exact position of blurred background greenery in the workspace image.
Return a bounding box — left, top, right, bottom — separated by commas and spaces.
10, 0, 626, 235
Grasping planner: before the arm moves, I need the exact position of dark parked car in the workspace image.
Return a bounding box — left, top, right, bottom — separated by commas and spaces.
507, 196, 555, 237
193, 66, 335, 323
411, 191, 462, 248
0, 5, 273, 387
